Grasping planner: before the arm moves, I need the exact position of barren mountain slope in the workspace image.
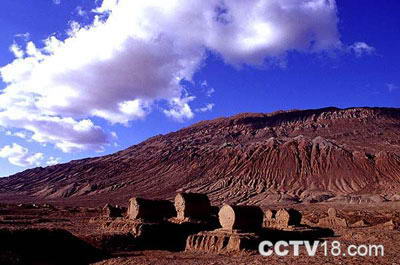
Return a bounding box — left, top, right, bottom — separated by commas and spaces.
1, 107, 400, 206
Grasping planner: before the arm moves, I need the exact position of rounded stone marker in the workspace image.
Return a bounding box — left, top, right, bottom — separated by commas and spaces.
218, 204, 263, 231
327, 208, 337, 218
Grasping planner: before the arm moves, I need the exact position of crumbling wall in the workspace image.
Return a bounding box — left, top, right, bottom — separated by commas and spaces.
102, 204, 123, 218
174, 193, 211, 220
128, 197, 175, 221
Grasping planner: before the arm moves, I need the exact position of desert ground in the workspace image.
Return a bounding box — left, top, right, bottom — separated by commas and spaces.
1, 201, 399, 265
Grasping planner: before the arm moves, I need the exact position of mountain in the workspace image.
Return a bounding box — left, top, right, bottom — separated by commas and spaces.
1, 107, 400, 206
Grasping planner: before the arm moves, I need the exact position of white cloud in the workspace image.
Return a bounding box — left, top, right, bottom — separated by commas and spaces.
386, 83, 398, 92
110, 131, 118, 139
0, 0, 342, 151
196, 103, 215, 113
46, 156, 61, 166
9, 44, 25, 59
0, 107, 109, 152
15, 33, 30, 41
14, 132, 28, 139
206, 88, 215, 97
201, 81, 215, 97
53, 0, 61, 5
163, 96, 195, 122
76, 6, 87, 17
348, 42, 375, 57
5, 130, 29, 139
0, 143, 44, 167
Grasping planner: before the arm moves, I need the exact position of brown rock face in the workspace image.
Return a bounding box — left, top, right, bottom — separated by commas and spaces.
1, 107, 400, 206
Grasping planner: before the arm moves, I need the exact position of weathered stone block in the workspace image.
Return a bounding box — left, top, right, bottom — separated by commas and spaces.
128, 197, 175, 221
175, 193, 211, 221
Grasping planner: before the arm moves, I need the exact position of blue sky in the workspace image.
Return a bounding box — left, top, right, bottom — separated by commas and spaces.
0, 0, 399, 177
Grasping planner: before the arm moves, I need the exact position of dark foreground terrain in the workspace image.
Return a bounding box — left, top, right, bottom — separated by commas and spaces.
0, 202, 399, 265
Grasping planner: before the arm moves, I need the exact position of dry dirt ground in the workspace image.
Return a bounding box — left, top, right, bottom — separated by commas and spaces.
1, 203, 399, 265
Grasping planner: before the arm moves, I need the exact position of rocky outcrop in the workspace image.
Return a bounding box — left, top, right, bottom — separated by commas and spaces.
1, 107, 400, 206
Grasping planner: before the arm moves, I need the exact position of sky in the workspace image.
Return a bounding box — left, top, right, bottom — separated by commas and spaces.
0, 0, 399, 177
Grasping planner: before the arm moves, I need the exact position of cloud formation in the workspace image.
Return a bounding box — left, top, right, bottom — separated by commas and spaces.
196, 103, 215, 113
0, 143, 44, 167
46, 156, 61, 166
0, 0, 342, 152
348, 42, 375, 57
386, 83, 398, 92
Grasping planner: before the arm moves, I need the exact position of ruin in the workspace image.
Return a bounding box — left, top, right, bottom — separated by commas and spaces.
328, 207, 337, 218
100, 196, 212, 251
97, 193, 332, 254
102, 204, 123, 218
263, 209, 277, 227
263, 208, 302, 230
185, 204, 263, 253
317, 208, 348, 228
376, 220, 398, 230
127, 197, 175, 221
185, 229, 260, 253
218, 204, 264, 232
174, 193, 211, 221
350, 219, 368, 228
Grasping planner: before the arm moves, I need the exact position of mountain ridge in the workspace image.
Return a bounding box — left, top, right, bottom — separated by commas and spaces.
1, 106, 400, 206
